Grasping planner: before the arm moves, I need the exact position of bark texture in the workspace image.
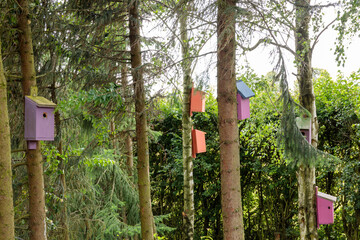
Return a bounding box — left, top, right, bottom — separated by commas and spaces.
0, 37, 15, 240
27, 144, 47, 240
18, 0, 47, 239
180, 2, 194, 239
18, 0, 36, 94
128, 1, 155, 239
217, 0, 245, 239
52, 85, 69, 240
295, 1, 318, 239
121, 64, 134, 177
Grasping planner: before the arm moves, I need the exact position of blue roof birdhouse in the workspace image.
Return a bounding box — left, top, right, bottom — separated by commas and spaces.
236, 80, 255, 120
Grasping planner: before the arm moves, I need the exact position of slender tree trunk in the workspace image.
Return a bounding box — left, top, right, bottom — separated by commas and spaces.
295, 1, 318, 239
18, 0, 47, 239
0, 37, 15, 240
122, 64, 134, 177
180, 2, 194, 239
50, 62, 70, 240
128, 1, 155, 239
217, 0, 245, 239
121, 62, 132, 240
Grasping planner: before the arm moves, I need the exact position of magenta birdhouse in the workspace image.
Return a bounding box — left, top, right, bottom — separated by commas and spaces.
190, 87, 205, 116
25, 95, 56, 149
192, 129, 206, 158
236, 80, 255, 120
316, 187, 336, 228
296, 116, 311, 143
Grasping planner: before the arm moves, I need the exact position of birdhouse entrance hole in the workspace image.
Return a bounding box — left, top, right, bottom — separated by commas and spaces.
43, 112, 47, 118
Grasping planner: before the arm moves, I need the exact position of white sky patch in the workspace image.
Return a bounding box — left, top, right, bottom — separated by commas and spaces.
142, 1, 360, 95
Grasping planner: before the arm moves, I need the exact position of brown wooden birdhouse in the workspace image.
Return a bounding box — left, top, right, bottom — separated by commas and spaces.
192, 129, 206, 158
190, 88, 205, 116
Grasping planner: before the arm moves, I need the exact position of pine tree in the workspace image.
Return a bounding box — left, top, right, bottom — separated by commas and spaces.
295, 1, 318, 239
0, 34, 15, 240
17, 0, 47, 239
217, 0, 245, 239
180, 1, 195, 239
128, 0, 156, 238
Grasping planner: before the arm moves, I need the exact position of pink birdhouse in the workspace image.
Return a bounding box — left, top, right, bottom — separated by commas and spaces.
190, 88, 205, 116
296, 116, 311, 144
316, 187, 337, 228
192, 129, 206, 158
25, 95, 56, 149
236, 80, 255, 120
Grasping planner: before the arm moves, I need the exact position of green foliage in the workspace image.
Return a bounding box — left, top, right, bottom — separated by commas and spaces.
335, 0, 360, 66
314, 70, 360, 239
277, 66, 339, 168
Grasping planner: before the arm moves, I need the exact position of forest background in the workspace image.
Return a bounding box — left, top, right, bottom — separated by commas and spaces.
0, 0, 360, 239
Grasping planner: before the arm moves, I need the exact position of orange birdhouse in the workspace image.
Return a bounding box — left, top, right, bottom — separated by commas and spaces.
192, 129, 206, 158
190, 88, 205, 116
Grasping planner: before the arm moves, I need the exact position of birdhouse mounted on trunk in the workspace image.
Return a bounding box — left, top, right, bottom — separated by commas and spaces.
295, 116, 311, 144
316, 187, 336, 228
190, 87, 205, 116
192, 129, 206, 158
25, 94, 56, 149
236, 80, 255, 120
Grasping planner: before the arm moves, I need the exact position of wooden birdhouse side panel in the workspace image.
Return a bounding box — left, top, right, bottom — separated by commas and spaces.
190, 88, 205, 115
195, 130, 206, 153
192, 130, 197, 158
25, 97, 38, 140
192, 129, 206, 158
237, 93, 250, 120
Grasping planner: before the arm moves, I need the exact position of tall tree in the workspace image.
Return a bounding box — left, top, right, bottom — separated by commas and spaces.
295, 1, 318, 239
180, 1, 194, 239
17, 0, 47, 239
0, 35, 15, 240
217, 0, 245, 239
128, 0, 155, 238
121, 63, 134, 178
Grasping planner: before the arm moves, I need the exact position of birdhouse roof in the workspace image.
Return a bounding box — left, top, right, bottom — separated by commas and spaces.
317, 191, 337, 202
236, 80, 255, 99
295, 116, 311, 129
26, 96, 57, 108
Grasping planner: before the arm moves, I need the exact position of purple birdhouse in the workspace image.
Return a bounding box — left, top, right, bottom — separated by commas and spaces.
25, 95, 56, 149
236, 80, 255, 120
295, 116, 311, 143
192, 129, 206, 158
316, 187, 336, 228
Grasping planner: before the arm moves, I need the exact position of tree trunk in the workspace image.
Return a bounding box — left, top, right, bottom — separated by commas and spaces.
121, 63, 134, 177
295, 1, 318, 239
217, 0, 245, 239
50, 67, 70, 240
0, 37, 15, 240
18, 0, 47, 239
121, 62, 132, 240
128, 1, 155, 239
180, 2, 194, 240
